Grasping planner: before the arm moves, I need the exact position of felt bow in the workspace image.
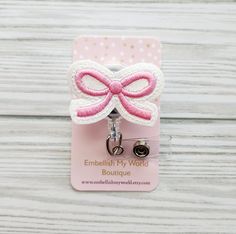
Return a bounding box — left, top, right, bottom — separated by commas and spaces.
68, 60, 164, 126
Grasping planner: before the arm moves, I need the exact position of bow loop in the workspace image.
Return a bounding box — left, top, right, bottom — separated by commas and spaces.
121, 72, 157, 98
75, 70, 110, 96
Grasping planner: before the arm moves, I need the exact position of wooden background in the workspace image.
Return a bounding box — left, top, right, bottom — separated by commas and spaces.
0, 0, 235, 233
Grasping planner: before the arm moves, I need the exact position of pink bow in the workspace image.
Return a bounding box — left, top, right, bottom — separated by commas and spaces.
75, 69, 157, 120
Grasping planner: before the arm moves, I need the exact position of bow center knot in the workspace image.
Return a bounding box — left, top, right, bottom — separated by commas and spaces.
109, 81, 122, 94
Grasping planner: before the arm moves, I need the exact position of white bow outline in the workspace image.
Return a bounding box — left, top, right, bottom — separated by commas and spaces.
68, 60, 164, 126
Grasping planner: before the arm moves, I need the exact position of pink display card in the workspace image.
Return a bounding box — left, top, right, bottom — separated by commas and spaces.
70, 36, 161, 191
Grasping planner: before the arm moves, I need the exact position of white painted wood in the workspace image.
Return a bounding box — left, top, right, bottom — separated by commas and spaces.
0, 1, 235, 118
0, 1, 236, 233
0, 117, 235, 233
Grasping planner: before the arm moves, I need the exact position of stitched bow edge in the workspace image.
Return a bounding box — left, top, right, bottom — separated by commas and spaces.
68, 60, 164, 126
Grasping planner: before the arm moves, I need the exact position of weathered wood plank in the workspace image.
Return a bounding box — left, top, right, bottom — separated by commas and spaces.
0, 42, 235, 118
0, 1, 235, 44
0, 2, 236, 118
0, 117, 235, 177
0, 116, 235, 233
0, 1, 236, 233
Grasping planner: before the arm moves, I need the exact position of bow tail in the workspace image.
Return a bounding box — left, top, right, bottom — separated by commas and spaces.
77, 93, 112, 117
118, 94, 152, 120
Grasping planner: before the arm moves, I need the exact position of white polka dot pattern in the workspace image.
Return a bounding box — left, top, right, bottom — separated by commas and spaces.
73, 36, 161, 67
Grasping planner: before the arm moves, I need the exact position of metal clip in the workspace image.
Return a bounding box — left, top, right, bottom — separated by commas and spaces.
106, 109, 124, 156
133, 140, 150, 158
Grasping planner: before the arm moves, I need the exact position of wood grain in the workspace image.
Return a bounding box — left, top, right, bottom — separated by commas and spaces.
0, 117, 235, 233
0, 1, 236, 118
0, 0, 236, 233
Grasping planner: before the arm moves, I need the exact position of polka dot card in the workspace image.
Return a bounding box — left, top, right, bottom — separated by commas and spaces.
73, 36, 161, 67
70, 36, 162, 191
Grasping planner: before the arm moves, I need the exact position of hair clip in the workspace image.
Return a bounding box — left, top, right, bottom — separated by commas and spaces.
68, 60, 164, 156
